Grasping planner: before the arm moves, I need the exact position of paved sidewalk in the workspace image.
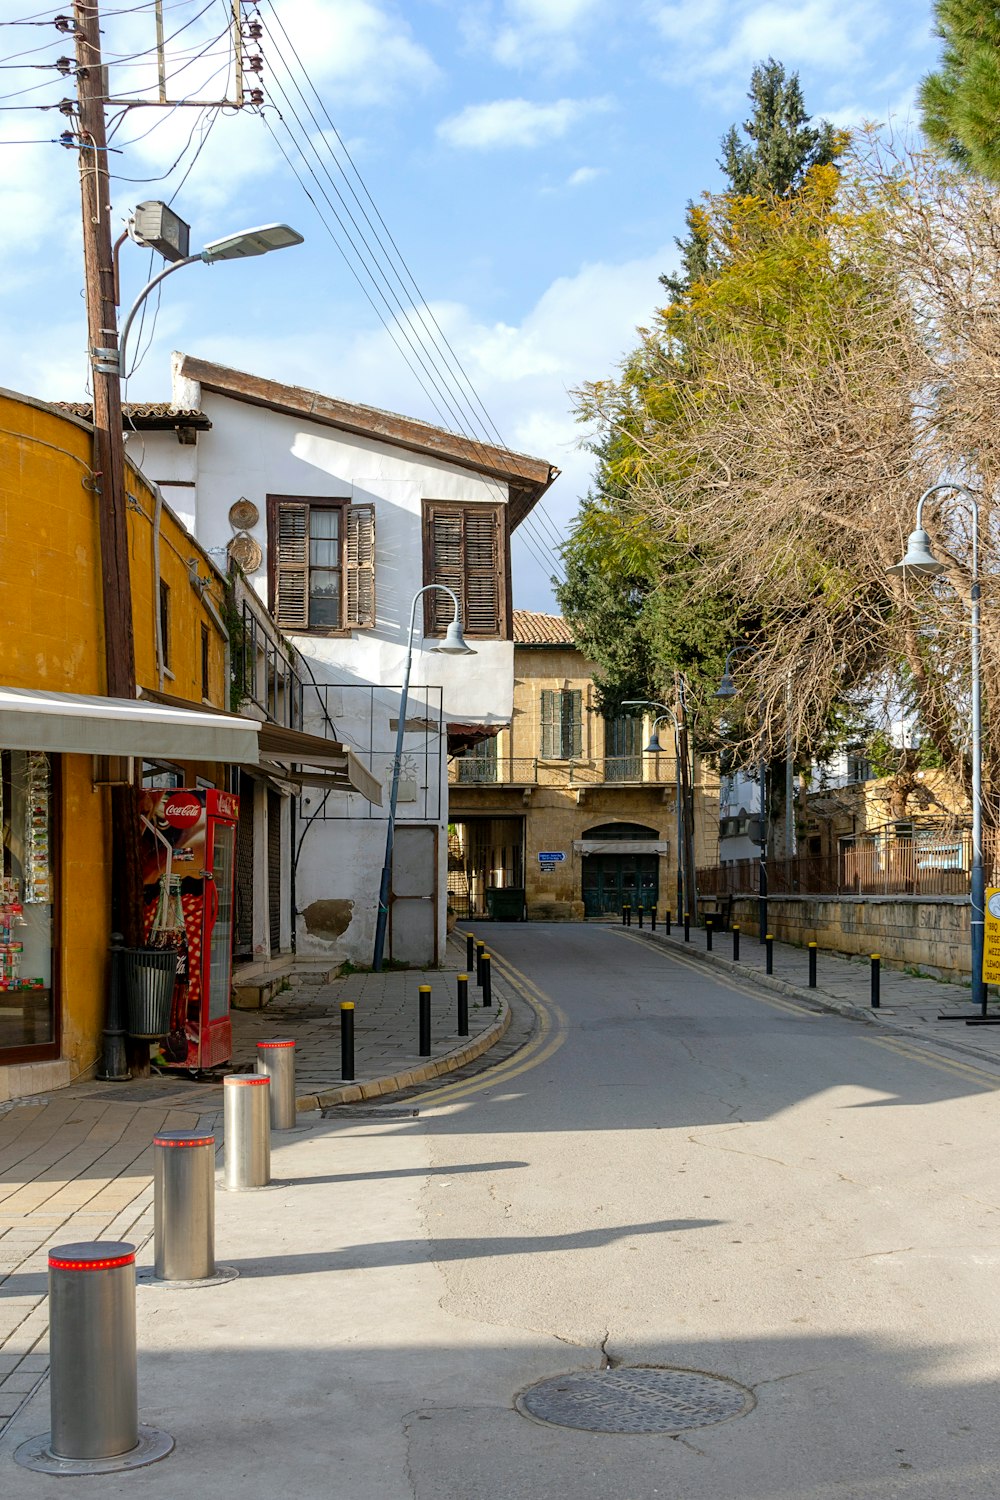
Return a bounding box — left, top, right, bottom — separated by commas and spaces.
629, 918, 1000, 1066
0, 939, 515, 1445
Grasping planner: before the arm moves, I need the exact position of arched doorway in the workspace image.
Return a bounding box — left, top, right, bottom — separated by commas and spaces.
580, 822, 660, 917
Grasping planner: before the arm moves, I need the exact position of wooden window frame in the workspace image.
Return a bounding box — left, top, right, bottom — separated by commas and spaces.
422, 500, 511, 639
541, 689, 583, 760
267, 495, 375, 636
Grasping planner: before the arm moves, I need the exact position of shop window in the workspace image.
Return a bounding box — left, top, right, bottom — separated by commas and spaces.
541, 689, 582, 759
422, 502, 507, 637
268, 496, 376, 633
0, 750, 56, 1057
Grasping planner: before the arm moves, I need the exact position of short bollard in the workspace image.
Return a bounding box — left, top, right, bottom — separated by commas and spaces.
683, 912, 691, 942
457, 974, 469, 1036
154, 1132, 215, 1282
765, 933, 774, 976
637, 905, 644, 929
665, 909, 671, 936
466, 931, 475, 972
706, 917, 714, 952
256, 1038, 296, 1130
650, 908, 657, 932
476, 940, 486, 986
808, 942, 818, 989
223, 1075, 270, 1190
623, 903, 632, 927
871, 953, 881, 1008
482, 951, 493, 1007
732, 924, 741, 962
340, 1001, 355, 1080
15, 1241, 173, 1474
419, 984, 432, 1056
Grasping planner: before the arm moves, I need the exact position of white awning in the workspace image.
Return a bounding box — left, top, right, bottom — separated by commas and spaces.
0, 686, 261, 763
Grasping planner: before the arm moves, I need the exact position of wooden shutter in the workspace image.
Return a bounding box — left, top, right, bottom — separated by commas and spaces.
568, 689, 583, 758
464, 509, 502, 635
540, 690, 556, 758
274, 501, 309, 629
428, 510, 465, 631
345, 503, 376, 628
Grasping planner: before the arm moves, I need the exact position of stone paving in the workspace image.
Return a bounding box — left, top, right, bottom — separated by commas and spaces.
0, 937, 513, 1442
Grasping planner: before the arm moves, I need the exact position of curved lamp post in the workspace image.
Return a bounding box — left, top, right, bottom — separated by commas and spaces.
372, 585, 476, 973
118, 223, 304, 376
887, 481, 986, 1015
715, 646, 768, 942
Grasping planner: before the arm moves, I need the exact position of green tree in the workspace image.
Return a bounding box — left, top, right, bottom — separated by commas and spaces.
920, 0, 1000, 180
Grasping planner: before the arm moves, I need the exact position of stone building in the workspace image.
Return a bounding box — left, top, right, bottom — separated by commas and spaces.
448, 612, 718, 921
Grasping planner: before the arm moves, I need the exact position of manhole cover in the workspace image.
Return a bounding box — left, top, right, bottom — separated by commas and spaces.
516, 1365, 754, 1434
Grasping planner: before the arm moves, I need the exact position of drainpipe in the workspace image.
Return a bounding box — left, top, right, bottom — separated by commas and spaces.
152, 488, 165, 690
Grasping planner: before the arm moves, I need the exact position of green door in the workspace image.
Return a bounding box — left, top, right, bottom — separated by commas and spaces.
582, 853, 658, 916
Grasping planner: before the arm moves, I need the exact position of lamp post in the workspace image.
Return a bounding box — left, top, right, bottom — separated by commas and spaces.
623, 699, 693, 923
715, 647, 768, 941
118, 223, 303, 376
372, 586, 476, 973
887, 482, 987, 1015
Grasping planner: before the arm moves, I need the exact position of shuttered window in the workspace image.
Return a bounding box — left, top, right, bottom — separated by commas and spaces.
269, 497, 375, 632
423, 502, 506, 637
540, 689, 582, 759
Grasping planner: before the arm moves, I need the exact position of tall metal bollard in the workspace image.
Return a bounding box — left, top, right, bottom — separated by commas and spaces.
808, 942, 817, 989
637, 905, 644, 929
624, 903, 632, 927
340, 1001, 355, 1080
482, 952, 493, 1007
466, 931, 475, 973
665, 909, 671, 936
49, 1241, 138, 1458
684, 912, 691, 943
256, 1039, 297, 1130
765, 933, 774, 976
457, 974, 469, 1035
419, 984, 432, 1056
732, 924, 741, 962
154, 1132, 215, 1282
706, 917, 714, 952
650, 907, 657, 932
870, 953, 881, 1008
476, 940, 485, 986
223, 1075, 270, 1190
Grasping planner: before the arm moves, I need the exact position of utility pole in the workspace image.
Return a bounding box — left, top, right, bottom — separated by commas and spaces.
675, 674, 698, 921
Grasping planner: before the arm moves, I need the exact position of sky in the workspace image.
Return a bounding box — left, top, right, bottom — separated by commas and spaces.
0, 0, 942, 609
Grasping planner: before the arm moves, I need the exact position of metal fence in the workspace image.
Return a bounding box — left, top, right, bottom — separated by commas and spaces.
451, 755, 677, 787
699, 829, 980, 899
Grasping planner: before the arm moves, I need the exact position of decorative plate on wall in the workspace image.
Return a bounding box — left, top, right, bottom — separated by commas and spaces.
228, 497, 259, 530
228, 532, 263, 573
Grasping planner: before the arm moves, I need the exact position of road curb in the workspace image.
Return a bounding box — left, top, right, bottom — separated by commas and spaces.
296, 1001, 512, 1112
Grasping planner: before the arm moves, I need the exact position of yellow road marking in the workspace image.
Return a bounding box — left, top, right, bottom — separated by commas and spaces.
615, 927, 812, 1017
866, 1034, 1000, 1090
418, 948, 568, 1107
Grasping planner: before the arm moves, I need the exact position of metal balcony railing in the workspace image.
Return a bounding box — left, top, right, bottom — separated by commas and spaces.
451, 755, 678, 787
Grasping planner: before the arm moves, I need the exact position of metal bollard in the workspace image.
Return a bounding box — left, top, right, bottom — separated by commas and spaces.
684, 912, 690, 942
256, 1038, 297, 1130
706, 917, 714, 952
732, 924, 740, 962
419, 984, 432, 1056
476, 940, 485, 986
457, 974, 469, 1036
665, 909, 671, 936
223, 1075, 270, 1190
154, 1132, 215, 1282
482, 952, 493, 1007
871, 953, 881, 1008
651, 908, 657, 932
466, 931, 475, 972
765, 933, 774, 975
624, 903, 632, 927
340, 1001, 355, 1080
637, 905, 644, 929
49, 1241, 138, 1459
808, 942, 817, 989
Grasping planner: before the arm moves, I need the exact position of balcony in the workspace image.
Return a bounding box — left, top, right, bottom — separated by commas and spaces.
450, 755, 678, 789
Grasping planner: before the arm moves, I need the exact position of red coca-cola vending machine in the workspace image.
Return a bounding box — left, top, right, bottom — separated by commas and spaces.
138, 787, 239, 1070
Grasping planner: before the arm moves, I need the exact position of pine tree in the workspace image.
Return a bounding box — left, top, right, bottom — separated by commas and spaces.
920, 0, 1000, 181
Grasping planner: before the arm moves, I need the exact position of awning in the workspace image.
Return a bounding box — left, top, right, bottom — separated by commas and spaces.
0, 686, 260, 763
447, 721, 506, 755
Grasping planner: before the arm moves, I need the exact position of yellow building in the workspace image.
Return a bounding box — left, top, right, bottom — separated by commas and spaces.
448, 612, 718, 921
0, 389, 242, 1099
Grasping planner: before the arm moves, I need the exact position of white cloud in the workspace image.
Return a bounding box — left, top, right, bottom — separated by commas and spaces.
649, 0, 890, 85
492, 0, 605, 68
437, 95, 611, 148
566, 164, 605, 187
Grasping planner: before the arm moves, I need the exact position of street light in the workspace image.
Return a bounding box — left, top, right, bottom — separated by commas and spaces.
118, 222, 304, 376
715, 646, 768, 942
887, 481, 987, 1017
372, 585, 476, 973
623, 698, 692, 922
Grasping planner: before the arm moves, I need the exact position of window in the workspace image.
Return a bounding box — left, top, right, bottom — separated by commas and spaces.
541, 689, 582, 759
200, 624, 210, 700
159, 579, 170, 669
423, 502, 506, 637
268, 496, 375, 633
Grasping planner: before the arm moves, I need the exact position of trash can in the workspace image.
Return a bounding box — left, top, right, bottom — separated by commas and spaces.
121, 948, 178, 1039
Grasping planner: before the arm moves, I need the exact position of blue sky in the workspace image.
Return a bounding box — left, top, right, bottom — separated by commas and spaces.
0, 0, 941, 606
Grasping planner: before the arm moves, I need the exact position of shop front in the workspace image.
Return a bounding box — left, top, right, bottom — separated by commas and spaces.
0, 750, 59, 1065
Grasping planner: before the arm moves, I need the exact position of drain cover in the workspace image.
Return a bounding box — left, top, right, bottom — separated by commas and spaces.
517, 1365, 754, 1434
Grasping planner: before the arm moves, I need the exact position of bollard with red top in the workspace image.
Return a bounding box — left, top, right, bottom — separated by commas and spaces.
154, 1131, 216, 1283
223, 1074, 270, 1190
256, 1038, 297, 1130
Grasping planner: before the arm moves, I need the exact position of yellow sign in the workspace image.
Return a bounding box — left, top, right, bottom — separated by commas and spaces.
983, 888, 1000, 986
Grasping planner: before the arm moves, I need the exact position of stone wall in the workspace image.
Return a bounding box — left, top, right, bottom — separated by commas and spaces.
729, 894, 969, 978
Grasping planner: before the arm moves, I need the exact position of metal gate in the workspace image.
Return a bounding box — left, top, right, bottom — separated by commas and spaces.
267, 788, 282, 954
234, 771, 255, 960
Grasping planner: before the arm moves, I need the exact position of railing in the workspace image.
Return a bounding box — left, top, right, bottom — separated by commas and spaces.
236, 596, 304, 729
699, 830, 979, 899
451, 755, 677, 788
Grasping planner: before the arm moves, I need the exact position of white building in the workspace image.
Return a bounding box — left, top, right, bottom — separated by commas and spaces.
126, 353, 557, 967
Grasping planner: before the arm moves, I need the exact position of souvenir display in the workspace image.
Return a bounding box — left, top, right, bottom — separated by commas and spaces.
0, 876, 27, 991
24, 752, 52, 904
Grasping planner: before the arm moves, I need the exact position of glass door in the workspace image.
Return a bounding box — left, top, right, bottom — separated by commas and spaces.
206, 819, 235, 1021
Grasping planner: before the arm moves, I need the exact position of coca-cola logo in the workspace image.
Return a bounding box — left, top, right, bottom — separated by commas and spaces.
163, 797, 202, 830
